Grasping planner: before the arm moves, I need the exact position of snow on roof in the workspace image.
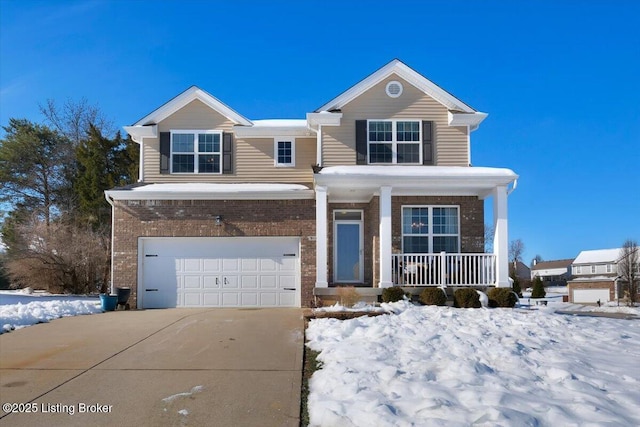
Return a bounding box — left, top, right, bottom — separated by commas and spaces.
106, 183, 314, 201
129, 183, 309, 193
318, 165, 517, 178
573, 248, 622, 265
249, 119, 307, 128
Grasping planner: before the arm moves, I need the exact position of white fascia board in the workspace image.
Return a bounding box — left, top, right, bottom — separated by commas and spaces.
105, 188, 315, 201
316, 59, 476, 113
123, 125, 157, 143
233, 125, 314, 138
306, 112, 343, 127
448, 111, 489, 131
133, 86, 253, 127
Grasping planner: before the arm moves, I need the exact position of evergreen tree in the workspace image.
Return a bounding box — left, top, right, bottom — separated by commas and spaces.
74, 125, 138, 228
531, 276, 546, 298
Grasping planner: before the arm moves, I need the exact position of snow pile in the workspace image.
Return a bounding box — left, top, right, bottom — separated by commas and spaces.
306, 305, 640, 426
0, 291, 102, 333
313, 300, 414, 314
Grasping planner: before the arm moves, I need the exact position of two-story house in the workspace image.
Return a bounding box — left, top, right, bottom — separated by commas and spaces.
531, 259, 573, 287
569, 248, 621, 303
105, 59, 518, 309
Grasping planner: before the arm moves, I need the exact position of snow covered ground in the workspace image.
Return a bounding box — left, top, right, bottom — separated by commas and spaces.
306, 301, 640, 427
0, 289, 102, 333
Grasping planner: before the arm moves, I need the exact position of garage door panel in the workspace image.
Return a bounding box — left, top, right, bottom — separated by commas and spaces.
141, 237, 299, 308
223, 258, 240, 272
203, 259, 221, 272
260, 293, 277, 306
260, 258, 277, 272
184, 293, 202, 307
184, 259, 201, 272
241, 258, 259, 271
280, 258, 297, 271
203, 293, 220, 306
260, 275, 277, 289
241, 276, 258, 289
183, 276, 201, 289
203, 276, 220, 289
241, 293, 258, 306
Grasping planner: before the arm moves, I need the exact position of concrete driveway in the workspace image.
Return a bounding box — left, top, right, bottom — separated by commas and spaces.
0, 308, 304, 426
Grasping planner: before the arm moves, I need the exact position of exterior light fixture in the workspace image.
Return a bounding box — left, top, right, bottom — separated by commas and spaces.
215, 215, 223, 226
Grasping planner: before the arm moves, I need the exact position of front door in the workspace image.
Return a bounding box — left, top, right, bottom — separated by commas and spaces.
333, 211, 363, 283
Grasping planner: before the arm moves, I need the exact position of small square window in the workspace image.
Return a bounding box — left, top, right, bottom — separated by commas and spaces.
275, 138, 295, 167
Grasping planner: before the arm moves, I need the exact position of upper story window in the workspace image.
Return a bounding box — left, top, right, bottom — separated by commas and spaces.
606, 263, 613, 273
402, 206, 459, 253
275, 137, 295, 167
591, 265, 596, 274
368, 120, 421, 164
575, 265, 582, 274
171, 130, 221, 174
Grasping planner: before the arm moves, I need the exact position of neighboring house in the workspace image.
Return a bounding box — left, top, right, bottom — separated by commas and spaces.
568, 248, 622, 303
531, 259, 573, 286
511, 261, 531, 283
105, 59, 518, 309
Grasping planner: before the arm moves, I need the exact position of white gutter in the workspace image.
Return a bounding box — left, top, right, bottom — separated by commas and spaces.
104, 192, 115, 295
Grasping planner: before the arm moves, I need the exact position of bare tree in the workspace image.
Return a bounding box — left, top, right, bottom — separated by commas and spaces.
39, 98, 115, 144
484, 223, 494, 253
5, 215, 110, 293
509, 239, 525, 264
618, 239, 639, 306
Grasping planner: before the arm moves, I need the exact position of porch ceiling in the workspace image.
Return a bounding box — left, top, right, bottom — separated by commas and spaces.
314, 166, 518, 202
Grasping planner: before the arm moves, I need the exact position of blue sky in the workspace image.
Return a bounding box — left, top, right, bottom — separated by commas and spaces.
1, 0, 639, 263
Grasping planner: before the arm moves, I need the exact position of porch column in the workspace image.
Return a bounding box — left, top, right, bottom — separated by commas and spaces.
315, 185, 328, 287
379, 186, 393, 288
493, 185, 510, 287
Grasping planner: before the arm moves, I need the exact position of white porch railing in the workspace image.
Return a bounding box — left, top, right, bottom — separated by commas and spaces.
391, 252, 496, 287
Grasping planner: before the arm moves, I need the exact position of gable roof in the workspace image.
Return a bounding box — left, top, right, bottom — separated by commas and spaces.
531, 259, 574, 271
316, 59, 477, 114
132, 86, 253, 127
573, 248, 622, 265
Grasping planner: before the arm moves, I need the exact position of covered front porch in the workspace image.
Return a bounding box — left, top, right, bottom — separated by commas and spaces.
313, 166, 518, 293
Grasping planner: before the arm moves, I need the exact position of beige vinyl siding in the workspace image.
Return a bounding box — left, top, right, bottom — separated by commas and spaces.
143, 99, 314, 183
322, 75, 469, 166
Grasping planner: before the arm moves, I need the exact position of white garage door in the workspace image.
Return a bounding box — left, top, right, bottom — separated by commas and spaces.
140, 237, 300, 308
573, 288, 610, 303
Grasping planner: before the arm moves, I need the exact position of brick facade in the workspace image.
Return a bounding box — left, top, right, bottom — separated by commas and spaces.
112, 195, 484, 307
112, 199, 316, 308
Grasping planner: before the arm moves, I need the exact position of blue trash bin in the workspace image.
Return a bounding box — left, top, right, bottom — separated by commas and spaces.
100, 294, 118, 311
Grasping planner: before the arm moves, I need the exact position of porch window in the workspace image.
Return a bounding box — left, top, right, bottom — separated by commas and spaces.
368, 120, 421, 164
171, 130, 221, 174
402, 206, 459, 253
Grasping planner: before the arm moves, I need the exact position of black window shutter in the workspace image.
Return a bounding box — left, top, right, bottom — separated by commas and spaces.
355, 120, 367, 165
222, 132, 233, 174
160, 132, 170, 174
422, 121, 434, 165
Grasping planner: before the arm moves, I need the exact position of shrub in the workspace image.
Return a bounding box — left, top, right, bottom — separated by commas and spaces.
487, 288, 518, 308
336, 286, 361, 307
453, 288, 481, 308
531, 277, 546, 298
382, 286, 405, 303
419, 287, 447, 306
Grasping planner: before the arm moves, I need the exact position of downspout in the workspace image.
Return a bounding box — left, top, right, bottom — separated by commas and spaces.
136, 137, 144, 182
104, 192, 115, 294
307, 124, 321, 167
467, 125, 471, 166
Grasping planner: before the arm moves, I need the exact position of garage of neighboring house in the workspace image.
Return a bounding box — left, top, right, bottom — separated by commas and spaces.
138, 237, 300, 309
568, 280, 614, 304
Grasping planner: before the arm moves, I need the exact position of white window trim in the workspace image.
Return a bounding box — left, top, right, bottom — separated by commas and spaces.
170, 129, 222, 174
591, 265, 597, 274
367, 119, 422, 165
606, 263, 613, 273
401, 205, 460, 254
274, 137, 296, 167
